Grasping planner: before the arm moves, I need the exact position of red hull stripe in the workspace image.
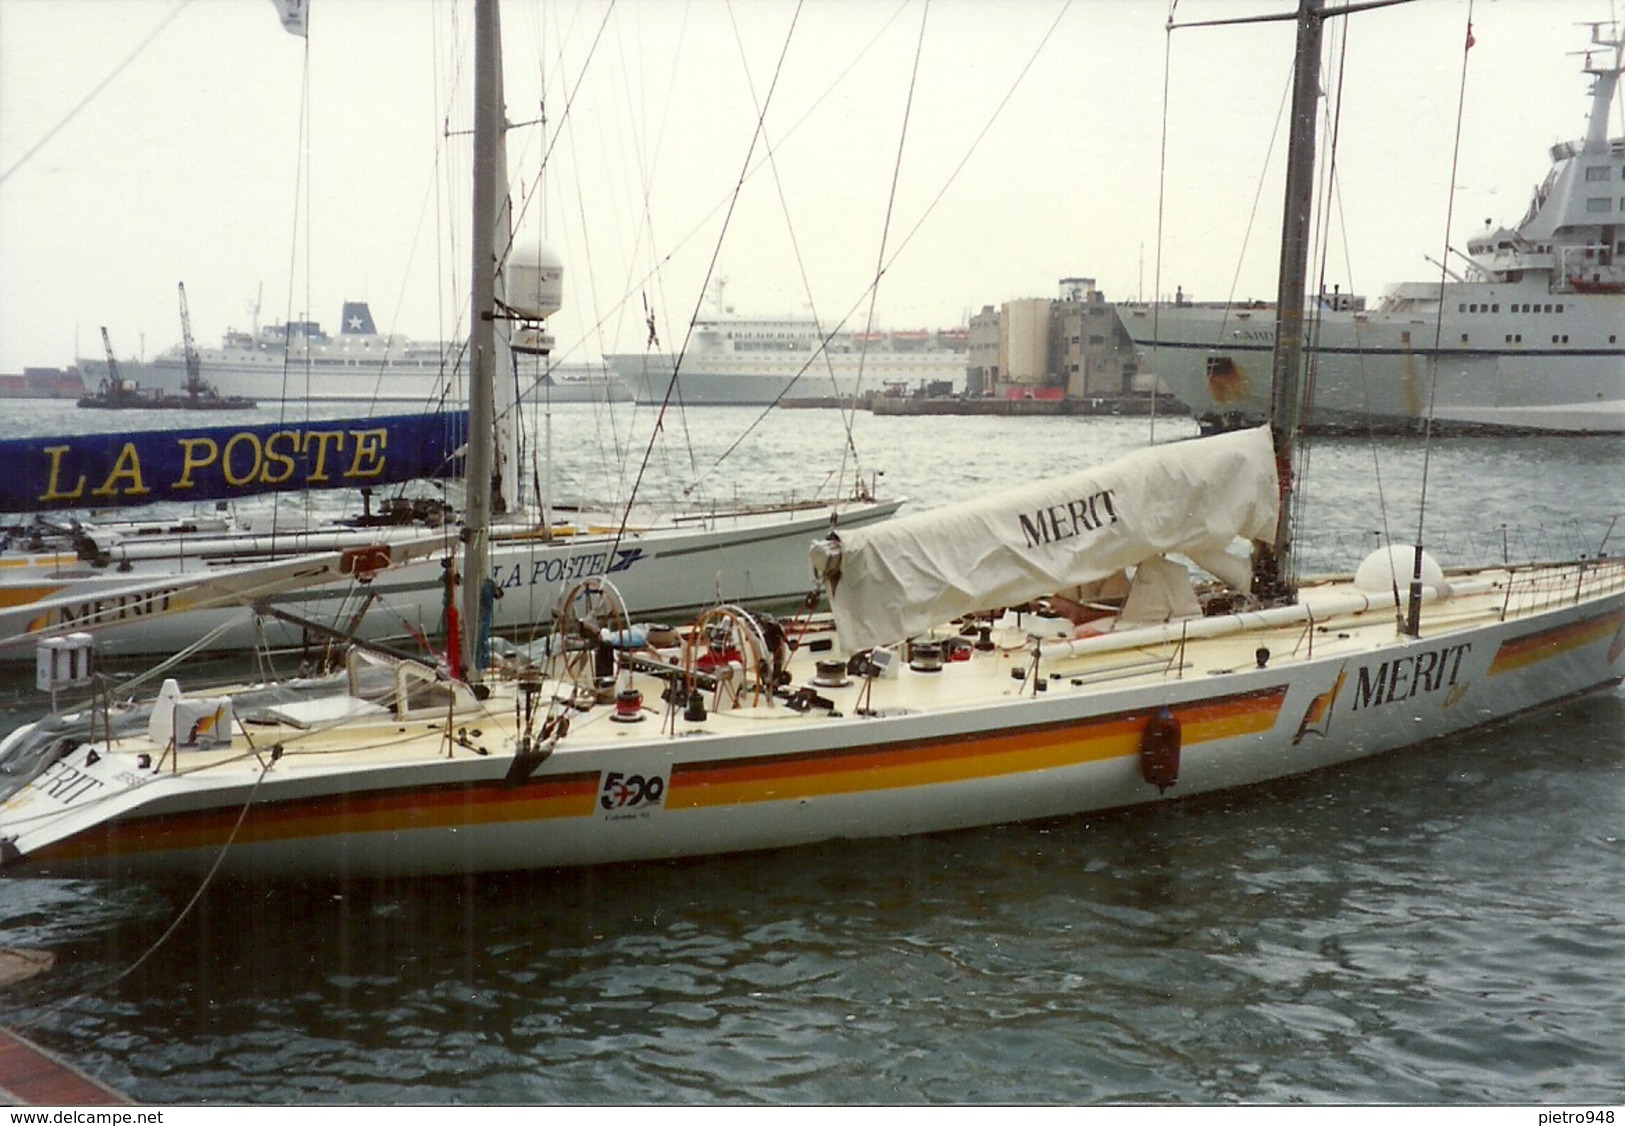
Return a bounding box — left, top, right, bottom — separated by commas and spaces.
667, 687, 1288, 808
1488, 608, 1625, 676
34, 687, 1292, 863
34, 770, 601, 865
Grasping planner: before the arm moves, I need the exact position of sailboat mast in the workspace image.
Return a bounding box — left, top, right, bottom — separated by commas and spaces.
1254, 0, 1324, 603
462, 0, 501, 685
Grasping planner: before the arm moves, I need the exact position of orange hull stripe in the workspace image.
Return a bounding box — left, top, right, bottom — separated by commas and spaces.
1488, 609, 1625, 676
0, 585, 67, 610
668, 688, 1287, 809
34, 772, 601, 863
34, 688, 1295, 859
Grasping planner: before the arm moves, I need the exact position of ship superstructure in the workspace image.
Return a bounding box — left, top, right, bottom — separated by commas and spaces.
607, 284, 968, 405
1121, 25, 1625, 434
77, 301, 630, 405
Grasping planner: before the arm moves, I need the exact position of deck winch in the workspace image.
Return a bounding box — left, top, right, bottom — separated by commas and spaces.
612, 688, 646, 723
908, 641, 943, 672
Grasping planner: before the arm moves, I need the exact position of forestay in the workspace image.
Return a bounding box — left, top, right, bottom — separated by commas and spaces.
812, 426, 1279, 651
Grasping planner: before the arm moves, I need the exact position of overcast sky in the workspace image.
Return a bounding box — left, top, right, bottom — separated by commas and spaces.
1, 0, 1618, 374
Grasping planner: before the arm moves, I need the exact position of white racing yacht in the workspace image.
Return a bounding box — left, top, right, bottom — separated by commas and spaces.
0, 0, 1620, 881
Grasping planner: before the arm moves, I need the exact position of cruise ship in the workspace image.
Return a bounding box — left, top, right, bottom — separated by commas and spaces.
76, 301, 631, 405
1119, 28, 1625, 435
606, 291, 969, 405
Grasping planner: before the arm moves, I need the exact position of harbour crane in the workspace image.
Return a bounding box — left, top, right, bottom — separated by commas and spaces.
177, 281, 204, 396
98, 326, 121, 389
81, 325, 136, 407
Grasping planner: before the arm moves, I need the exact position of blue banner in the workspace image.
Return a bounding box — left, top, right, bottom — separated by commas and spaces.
0, 412, 468, 513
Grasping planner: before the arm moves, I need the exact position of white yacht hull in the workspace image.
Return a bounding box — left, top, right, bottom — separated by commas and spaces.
3, 559, 1620, 878
0, 500, 903, 660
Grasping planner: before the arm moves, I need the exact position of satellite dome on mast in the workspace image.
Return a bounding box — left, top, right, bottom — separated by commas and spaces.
506, 241, 563, 356
507, 241, 563, 321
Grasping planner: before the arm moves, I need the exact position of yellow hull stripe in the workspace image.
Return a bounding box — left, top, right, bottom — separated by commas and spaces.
31, 688, 1293, 862
667, 688, 1286, 809
1488, 609, 1625, 677
0, 584, 68, 610
32, 771, 602, 864
0, 555, 76, 571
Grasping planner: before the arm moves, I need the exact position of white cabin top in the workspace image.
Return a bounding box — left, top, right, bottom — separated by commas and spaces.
1453, 25, 1624, 296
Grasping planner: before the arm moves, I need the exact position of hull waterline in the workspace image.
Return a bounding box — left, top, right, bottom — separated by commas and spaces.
5, 560, 1621, 879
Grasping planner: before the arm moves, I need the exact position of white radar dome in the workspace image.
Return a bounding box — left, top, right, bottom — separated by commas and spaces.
1353, 544, 1445, 593
507, 241, 564, 321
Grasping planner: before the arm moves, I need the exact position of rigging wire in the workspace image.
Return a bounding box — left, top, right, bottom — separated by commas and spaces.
548, 0, 942, 508
1308, 19, 1404, 615
626, 2, 706, 494
1150, 2, 1178, 444
688, 0, 1074, 493
709, 0, 916, 490
606, 0, 911, 457
539, 3, 639, 510
845, 0, 936, 458
100, 762, 272, 990
1157, 4, 1292, 439
615, 1, 806, 552
849, 0, 933, 455
1294, 10, 1360, 592
430, 0, 464, 426
690, 0, 936, 501
552, 3, 646, 523
0, 0, 192, 186
468, 0, 1067, 522
1408, 1, 1478, 634
271, 22, 315, 547
1317, 48, 1401, 603
619, 0, 888, 484
499, 0, 688, 534
583, 1, 1069, 502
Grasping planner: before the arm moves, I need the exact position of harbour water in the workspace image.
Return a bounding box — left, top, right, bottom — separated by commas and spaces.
0, 402, 1620, 1105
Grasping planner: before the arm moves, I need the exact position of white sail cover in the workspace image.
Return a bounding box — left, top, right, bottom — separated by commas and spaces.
813, 426, 1279, 651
